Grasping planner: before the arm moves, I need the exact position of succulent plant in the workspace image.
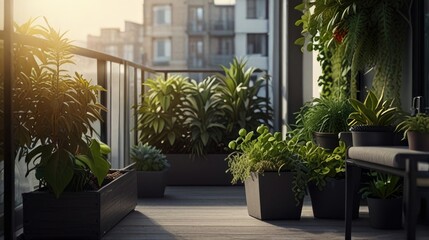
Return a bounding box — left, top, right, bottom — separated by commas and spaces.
130, 143, 170, 171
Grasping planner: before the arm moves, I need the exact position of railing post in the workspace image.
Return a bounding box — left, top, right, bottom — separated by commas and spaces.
4, 0, 16, 239
123, 63, 130, 167
97, 59, 108, 144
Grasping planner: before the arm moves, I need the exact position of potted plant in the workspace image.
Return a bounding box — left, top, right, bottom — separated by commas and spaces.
299, 97, 354, 150
348, 90, 400, 146
227, 125, 306, 220
360, 171, 403, 229
297, 141, 359, 219
130, 143, 170, 197
136, 58, 272, 185
397, 113, 429, 151
14, 19, 137, 239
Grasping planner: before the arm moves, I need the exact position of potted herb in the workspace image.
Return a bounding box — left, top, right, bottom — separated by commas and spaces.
348, 90, 400, 146
15, 19, 137, 239
297, 141, 359, 219
130, 143, 170, 197
300, 97, 353, 150
360, 171, 403, 229
396, 113, 429, 151
227, 125, 306, 220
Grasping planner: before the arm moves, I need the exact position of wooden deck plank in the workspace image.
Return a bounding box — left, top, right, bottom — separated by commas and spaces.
103, 186, 429, 240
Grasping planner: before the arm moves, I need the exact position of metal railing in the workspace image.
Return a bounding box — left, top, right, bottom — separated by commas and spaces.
3, 31, 272, 169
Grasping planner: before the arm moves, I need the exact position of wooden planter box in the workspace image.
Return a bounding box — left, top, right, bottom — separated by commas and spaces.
245, 172, 303, 220
166, 154, 233, 186
22, 169, 137, 240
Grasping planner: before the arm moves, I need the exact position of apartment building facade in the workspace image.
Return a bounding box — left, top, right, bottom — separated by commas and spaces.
87, 21, 144, 64
143, 0, 236, 70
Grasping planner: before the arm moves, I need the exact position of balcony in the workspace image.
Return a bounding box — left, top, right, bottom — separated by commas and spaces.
187, 22, 207, 35
209, 20, 234, 36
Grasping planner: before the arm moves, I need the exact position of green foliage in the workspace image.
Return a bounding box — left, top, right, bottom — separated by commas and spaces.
300, 97, 354, 139
360, 171, 402, 199
13, 18, 110, 197
216, 58, 273, 138
297, 141, 346, 190
137, 58, 272, 156
295, 0, 410, 101
226, 125, 306, 202
396, 113, 429, 139
137, 75, 192, 153
184, 77, 226, 156
348, 90, 399, 127
130, 143, 170, 171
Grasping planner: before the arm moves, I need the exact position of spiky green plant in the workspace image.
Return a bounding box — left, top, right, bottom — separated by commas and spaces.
216, 58, 273, 140
137, 75, 193, 153
396, 113, 429, 139
130, 143, 170, 171
184, 77, 226, 156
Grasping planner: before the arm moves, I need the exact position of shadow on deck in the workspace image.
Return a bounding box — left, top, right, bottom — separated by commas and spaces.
103, 186, 429, 240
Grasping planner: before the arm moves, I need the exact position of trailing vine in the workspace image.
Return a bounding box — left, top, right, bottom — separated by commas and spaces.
296, 0, 410, 102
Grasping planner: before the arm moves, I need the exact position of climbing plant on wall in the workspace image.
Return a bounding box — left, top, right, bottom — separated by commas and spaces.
296, 0, 410, 102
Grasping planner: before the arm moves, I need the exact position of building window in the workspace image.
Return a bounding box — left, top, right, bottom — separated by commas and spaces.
247, 34, 267, 56
246, 0, 268, 19
153, 38, 171, 63
189, 38, 204, 68
189, 6, 205, 32
211, 37, 234, 55
123, 44, 134, 62
153, 5, 171, 26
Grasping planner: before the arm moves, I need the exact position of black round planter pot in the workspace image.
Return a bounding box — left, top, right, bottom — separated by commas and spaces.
367, 197, 403, 229
351, 131, 395, 146
313, 132, 339, 151
308, 178, 359, 219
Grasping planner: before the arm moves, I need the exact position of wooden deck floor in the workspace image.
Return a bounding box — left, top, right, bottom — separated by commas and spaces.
103, 186, 429, 240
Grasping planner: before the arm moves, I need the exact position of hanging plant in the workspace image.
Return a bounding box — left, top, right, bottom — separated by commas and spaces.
296, 0, 410, 101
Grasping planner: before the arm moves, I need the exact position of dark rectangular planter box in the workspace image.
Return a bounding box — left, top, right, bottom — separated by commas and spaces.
166, 154, 233, 186
22, 169, 137, 240
245, 172, 303, 220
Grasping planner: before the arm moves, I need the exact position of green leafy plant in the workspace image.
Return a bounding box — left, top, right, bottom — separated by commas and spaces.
130, 143, 170, 171
13, 18, 110, 197
295, 0, 410, 101
360, 171, 402, 199
137, 75, 192, 153
348, 90, 400, 129
296, 141, 346, 190
226, 125, 306, 201
396, 113, 429, 139
216, 58, 273, 139
184, 77, 226, 156
300, 97, 353, 139
137, 58, 272, 156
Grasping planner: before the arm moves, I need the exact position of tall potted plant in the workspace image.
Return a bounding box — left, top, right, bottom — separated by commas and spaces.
14, 19, 137, 239
227, 125, 306, 220
136, 58, 272, 185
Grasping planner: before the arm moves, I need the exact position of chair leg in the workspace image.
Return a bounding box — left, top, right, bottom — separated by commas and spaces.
404, 159, 418, 240
345, 162, 359, 240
